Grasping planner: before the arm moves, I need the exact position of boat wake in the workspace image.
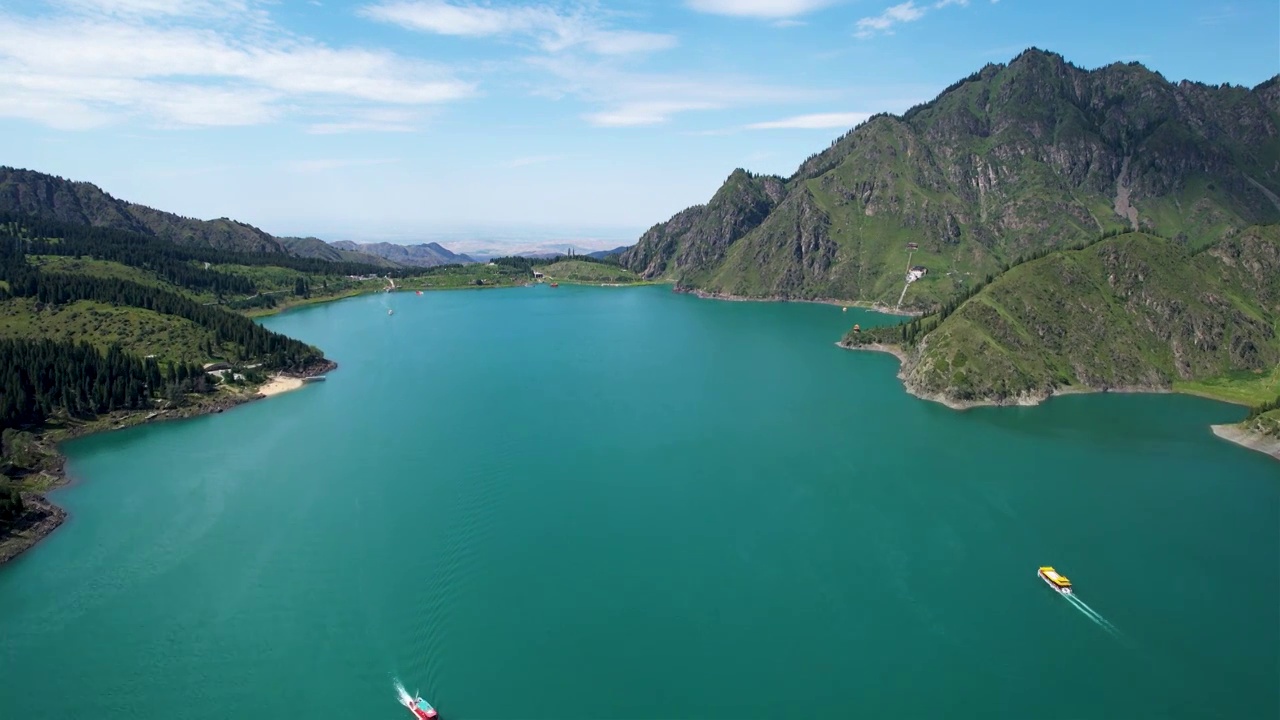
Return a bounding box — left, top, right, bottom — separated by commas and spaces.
1063, 593, 1122, 638
393, 678, 413, 708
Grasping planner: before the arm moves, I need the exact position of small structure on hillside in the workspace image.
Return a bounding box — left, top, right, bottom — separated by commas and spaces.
532, 271, 544, 279
906, 265, 928, 282
906, 242, 919, 250
203, 361, 231, 372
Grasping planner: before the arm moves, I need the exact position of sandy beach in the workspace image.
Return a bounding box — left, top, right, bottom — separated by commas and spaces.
257, 375, 305, 397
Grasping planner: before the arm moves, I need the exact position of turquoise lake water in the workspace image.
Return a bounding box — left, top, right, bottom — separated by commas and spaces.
1, 284, 1277, 719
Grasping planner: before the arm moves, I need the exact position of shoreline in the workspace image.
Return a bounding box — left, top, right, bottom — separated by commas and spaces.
678, 286, 923, 317
836, 340, 1174, 410
0, 495, 66, 566
257, 374, 306, 397
540, 279, 661, 288
244, 280, 528, 319
0, 359, 336, 567
1211, 423, 1280, 461
839, 340, 1277, 462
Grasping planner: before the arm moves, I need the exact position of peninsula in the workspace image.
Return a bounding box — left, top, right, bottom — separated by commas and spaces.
841, 227, 1280, 460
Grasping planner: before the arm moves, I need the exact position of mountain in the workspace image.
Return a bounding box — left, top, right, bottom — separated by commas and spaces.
621, 49, 1280, 310
588, 245, 632, 260
329, 241, 476, 267
0, 167, 463, 268
843, 227, 1280, 408
277, 236, 401, 268
0, 167, 286, 254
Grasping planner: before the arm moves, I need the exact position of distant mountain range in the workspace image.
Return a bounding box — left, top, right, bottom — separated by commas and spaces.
329, 241, 476, 267
587, 246, 631, 259
277, 236, 401, 267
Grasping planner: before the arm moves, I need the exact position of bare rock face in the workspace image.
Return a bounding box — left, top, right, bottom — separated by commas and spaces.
620, 169, 784, 279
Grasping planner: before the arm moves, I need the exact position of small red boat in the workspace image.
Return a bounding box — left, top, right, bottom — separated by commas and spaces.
550, 282, 559, 287
401, 693, 438, 719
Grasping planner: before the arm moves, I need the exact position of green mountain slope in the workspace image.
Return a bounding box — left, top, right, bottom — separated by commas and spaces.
622, 49, 1280, 310
0, 169, 472, 266
0, 167, 286, 253
845, 227, 1280, 406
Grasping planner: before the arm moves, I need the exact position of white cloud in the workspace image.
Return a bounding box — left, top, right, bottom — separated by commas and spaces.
745, 111, 872, 129
286, 158, 401, 173
855, 0, 972, 38
585, 101, 721, 127
0, 5, 473, 131
361, 1, 677, 56
854, 1, 925, 38
306, 108, 426, 134
686, 0, 837, 19
505, 155, 563, 168
53, 0, 253, 18
526, 56, 827, 128
853, 0, 978, 38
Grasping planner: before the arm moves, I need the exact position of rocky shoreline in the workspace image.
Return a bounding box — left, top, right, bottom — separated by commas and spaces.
0, 358, 338, 567
1211, 424, 1280, 462
0, 495, 67, 566
839, 340, 1278, 461
676, 285, 923, 317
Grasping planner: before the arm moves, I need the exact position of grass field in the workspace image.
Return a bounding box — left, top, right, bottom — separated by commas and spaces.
1175, 365, 1280, 407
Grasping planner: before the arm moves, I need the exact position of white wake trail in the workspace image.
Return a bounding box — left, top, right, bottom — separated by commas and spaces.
1065, 594, 1121, 637
393, 678, 413, 707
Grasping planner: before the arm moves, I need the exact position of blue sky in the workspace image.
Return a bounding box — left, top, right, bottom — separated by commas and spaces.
0, 0, 1276, 250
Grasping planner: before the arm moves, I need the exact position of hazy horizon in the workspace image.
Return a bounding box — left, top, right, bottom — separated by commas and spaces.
283, 221, 645, 255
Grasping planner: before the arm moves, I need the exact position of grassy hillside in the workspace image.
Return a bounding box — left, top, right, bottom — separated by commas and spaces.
1176, 366, 1280, 407
0, 298, 217, 364
537, 260, 643, 283
845, 227, 1280, 406
1246, 409, 1280, 439
623, 49, 1280, 309
0, 167, 286, 253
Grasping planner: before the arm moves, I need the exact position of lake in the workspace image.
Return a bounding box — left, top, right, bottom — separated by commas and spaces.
1, 284, 1276, 719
